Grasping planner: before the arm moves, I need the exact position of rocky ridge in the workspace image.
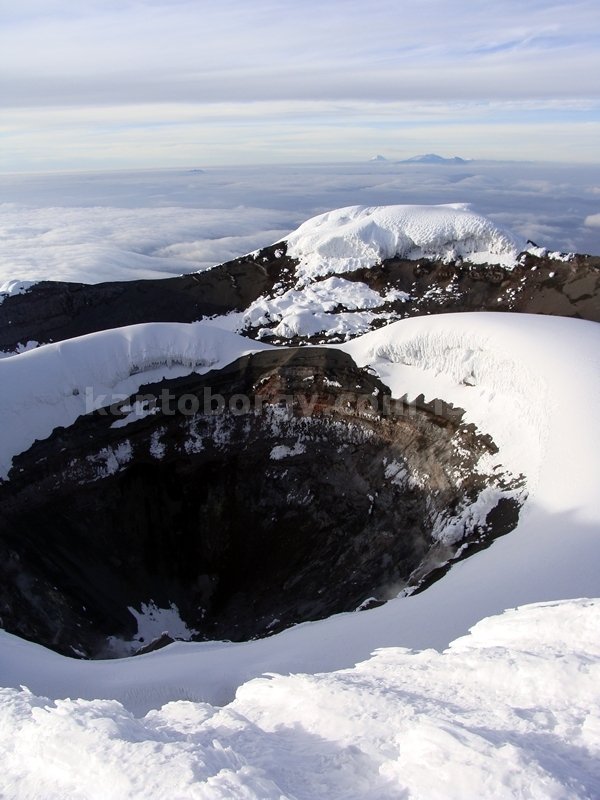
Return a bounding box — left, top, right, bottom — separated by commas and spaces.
1, 243, 598, 354
0, 204, 597, 657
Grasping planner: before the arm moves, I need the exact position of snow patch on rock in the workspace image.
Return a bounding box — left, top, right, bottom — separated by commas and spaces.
109, 602, 198, 657
0, 280, 38, 305
206, 276, 409, 340
270, 442, 306, 461
86, 441, 133, 481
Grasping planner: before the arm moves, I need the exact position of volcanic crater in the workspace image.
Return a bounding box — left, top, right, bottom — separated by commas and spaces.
0, 348, 522, 658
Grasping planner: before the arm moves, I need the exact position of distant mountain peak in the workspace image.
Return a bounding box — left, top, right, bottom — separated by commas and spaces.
400, 154, 469, 164
369, 154, 388, 161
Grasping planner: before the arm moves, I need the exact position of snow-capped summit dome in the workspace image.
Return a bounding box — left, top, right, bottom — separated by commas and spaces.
284, 203, 525, 280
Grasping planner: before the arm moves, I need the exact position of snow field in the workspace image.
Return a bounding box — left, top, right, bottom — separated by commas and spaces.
1, 600, 598, 799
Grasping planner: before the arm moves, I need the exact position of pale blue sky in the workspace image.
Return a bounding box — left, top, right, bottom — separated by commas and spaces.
1, 0, 599, 171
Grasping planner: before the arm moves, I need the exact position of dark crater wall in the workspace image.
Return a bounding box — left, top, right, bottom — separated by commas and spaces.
0, 349, 522, 658
0, 244, 598, 352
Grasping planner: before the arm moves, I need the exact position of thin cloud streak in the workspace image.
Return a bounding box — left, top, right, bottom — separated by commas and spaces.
3, 112, 600, 172
1, 0, 599, 169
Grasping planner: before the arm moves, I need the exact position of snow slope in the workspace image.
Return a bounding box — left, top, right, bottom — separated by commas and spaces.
0, 322, 271, 480
342, 313, 600, 526
202, 203, 528, 339
0, 599, 599, 799
285, 203, 526, 280
0, 312, 599, 797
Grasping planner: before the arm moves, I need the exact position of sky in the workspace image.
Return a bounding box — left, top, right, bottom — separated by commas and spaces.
1, 0, 600, 172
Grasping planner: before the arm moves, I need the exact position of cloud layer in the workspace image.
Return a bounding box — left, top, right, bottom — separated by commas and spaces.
1, 161, 599, 287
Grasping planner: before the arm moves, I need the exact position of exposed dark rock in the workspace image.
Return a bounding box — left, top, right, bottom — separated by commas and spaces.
0, 243, 296, 353
1, 245, 598, 352
0, 348, 523, 658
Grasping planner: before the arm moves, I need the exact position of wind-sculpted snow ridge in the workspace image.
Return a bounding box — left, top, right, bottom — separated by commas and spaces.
341, 313, 550, 486
0, 322, 270, 479
0, 599, 598, 799
285, 203, 526, 280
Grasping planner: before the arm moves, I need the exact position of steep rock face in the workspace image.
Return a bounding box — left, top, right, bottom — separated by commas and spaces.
0, 348, 521, 658
0, 245, 598, 353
